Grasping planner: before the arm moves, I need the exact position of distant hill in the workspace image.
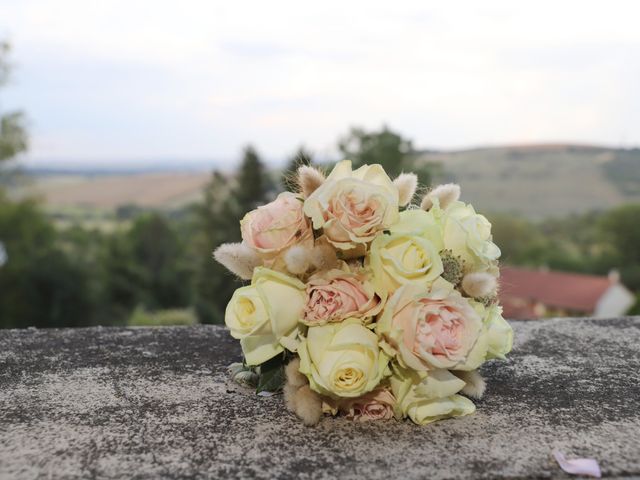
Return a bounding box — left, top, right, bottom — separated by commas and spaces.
417, 144, 640, 219
10, 144, 640, 220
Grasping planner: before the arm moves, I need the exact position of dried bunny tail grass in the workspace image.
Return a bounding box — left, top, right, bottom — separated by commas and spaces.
297, 165, 325, 198
293, 385, 323, 426
284, 359, 321, 425
393, 173, 418, 207
309, 243, 338, 271
283, 381, 299, 412
462, 272, 497, 299
213, 242, 261, 280
454, 370, 487, 399
284, 245, 312, 275
420, 183, 461, 211
284, 358, 307, 388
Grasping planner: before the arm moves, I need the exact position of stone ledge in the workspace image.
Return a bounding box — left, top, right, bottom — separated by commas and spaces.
0, 317, 638, 479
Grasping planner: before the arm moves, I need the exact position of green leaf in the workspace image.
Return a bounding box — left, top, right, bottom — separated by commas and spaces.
256, 354, 286, 394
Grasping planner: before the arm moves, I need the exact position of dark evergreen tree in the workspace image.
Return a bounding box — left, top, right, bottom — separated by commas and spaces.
190, 145, 278, 324
190, 171, 244, 324
235, 145, 268, 212
281, 145, 313, 191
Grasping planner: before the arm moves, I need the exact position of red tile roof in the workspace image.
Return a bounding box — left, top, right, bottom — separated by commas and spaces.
499, 266, 614, 317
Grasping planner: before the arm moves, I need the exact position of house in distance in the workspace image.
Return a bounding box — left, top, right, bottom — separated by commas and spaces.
499, 266, 635, 320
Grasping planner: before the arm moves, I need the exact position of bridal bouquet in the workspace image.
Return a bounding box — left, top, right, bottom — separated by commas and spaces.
215, 160, 512, 426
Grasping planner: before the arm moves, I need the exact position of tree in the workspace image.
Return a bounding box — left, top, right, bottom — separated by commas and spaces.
338, 125, 433, 186
281, 145, 313, 191
235, 145, 269, 212
599, 205, 640, 264
190, 145, 277, 324
190, 170, 244, 324
98, 232, 145, 324
95, 213, 194, 324
0, 44, 88, 329
488, 214, 552, 266
0, 42, 27, 172
598, 205, 640, 290
127, 213, 191, 309
0, 194, 93, 328
488, 212, 605, 272
339, 126, 410, 178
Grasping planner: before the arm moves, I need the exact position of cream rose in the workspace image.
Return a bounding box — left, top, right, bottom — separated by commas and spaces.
387, 209, 444, 249
241, 192, 313, 257
433, 199, 500, 273
303, 160, 400, 250
323, 387, 395, 422
367, 219, 443, 295
225, 267, 305, 366
303, 263, 383, 326
298, 318, 390, 398
477, 303, 513, 361
390, 367, 475, 425
377, 279, 488, 372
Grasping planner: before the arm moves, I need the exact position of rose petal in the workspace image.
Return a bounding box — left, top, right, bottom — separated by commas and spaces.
553, 450, 601, 478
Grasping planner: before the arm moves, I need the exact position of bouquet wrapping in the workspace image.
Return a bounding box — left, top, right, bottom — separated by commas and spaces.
216, 160, 512, 426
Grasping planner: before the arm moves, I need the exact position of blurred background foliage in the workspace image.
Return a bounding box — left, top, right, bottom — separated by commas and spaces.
2, 41, 640, 328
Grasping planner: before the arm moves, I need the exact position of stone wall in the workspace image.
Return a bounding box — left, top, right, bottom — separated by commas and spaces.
1, 318, 639, 479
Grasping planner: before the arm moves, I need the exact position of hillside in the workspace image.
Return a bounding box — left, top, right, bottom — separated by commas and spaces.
418, 144, 640, 219
9, 144, 640, 220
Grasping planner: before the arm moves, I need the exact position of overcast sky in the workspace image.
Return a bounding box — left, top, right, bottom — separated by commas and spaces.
1, 0, 639, 167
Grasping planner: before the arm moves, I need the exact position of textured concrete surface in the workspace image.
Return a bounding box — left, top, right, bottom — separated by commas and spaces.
0, 318, 639, 479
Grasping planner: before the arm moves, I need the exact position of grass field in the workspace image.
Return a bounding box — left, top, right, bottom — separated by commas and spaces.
12, 172, 210, 210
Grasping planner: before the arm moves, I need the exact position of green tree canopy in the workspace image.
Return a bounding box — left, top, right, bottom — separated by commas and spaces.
338, 126, 411, 178
597, 205, 640, 290
0, 194, 93, 328
599, 205, 640, 264
0, 42, 27, 166
127, 213, 192, 309
337, 125, 433, 187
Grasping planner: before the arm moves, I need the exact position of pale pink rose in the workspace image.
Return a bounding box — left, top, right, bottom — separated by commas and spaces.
303, 161, 400, 250
324, 388, 395, 422
377, 282, 484, 371
302, 267, 383, 325
241, 192, 313, 255
324, 191, 386, 245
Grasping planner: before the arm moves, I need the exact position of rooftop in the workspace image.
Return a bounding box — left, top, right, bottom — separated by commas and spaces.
1, 319, 639, 479
499, 266, 618, 317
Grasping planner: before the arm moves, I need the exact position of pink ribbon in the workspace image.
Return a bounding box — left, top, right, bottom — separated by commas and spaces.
553, 450, 601, 478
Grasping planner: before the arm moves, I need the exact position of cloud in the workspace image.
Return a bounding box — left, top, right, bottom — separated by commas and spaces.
1, 0, 639, 165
